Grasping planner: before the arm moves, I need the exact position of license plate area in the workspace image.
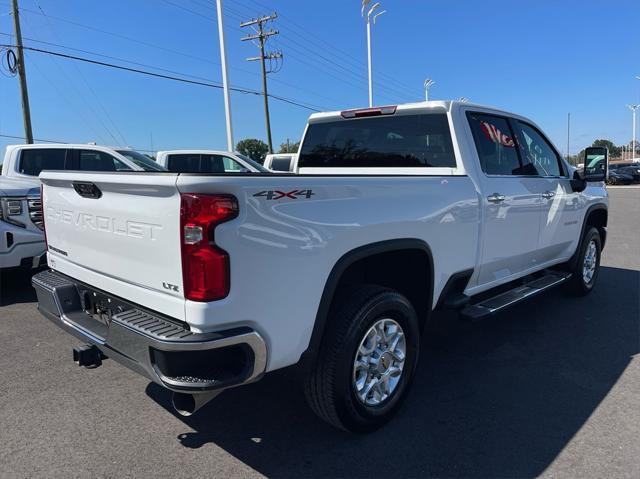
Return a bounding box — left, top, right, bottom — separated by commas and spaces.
75, 286, 134, 337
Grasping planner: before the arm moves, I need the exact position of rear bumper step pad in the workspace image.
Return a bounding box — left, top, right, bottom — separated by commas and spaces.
32, 269, 267, 393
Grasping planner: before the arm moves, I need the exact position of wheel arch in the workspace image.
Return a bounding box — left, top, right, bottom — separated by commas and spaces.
568, 203, 608, 270
298, 239, 434, 371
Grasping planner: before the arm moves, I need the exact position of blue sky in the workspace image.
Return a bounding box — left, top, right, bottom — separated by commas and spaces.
0, 0, 638, 156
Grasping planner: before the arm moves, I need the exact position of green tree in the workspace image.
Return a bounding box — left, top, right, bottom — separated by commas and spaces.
278, 139, 300, 154
591, 139, 620, 158
236, 139, 269, 163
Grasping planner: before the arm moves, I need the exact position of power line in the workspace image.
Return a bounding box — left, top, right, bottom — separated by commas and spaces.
0, 132, 65, 143
32, 0, 128, 146
0, 132, 157, 153
19, 12, 121, 146
166, 0, 415, 103
223, 6, 414, 103
0, 42, 322, 112
0, 29, 344, 108
230, 0, 420, 99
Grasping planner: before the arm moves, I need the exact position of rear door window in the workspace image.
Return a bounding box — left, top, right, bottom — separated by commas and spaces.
467, 113, 522, 176
298, 113, 456, 168
19, 148, 67, 176
78, 150, 131, 172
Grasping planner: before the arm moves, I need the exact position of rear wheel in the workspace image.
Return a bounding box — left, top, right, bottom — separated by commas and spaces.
304, 285, 420, 432
567, 227, 602, 296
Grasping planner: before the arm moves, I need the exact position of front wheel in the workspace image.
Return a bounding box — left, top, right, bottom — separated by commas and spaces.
304, 286, 420, 432
567, 227, 602, 296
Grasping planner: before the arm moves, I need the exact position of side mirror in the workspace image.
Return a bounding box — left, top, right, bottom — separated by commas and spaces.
583, 146, 608, 182
570, 169, 587, 192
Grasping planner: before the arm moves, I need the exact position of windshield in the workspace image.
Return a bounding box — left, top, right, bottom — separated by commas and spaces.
116, 150, 167, 171
233, 152, 269, 172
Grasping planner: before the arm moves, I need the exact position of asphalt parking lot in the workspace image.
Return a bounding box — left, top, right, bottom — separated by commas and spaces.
0, 187, 638, 478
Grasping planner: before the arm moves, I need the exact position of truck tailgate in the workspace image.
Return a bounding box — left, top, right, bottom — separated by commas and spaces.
40, 171, 185, 318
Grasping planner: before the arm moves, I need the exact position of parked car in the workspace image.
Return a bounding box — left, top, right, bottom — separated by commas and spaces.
0, 144, 164, 271
1, 144, 165, 180
0, 175, 44, 271
156, 150, 267, 173
264, 153, 296, 172
33, 100, 608, 432
606, 169, 634, 185
609, 162, 640, 182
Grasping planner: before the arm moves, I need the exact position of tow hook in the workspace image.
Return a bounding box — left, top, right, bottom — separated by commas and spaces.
73, 344, 107, 369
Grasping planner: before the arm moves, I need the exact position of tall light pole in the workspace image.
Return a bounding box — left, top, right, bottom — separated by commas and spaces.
424, 79, 435, 101
215, 0, 234, 152
362, 1, 385, 107
628, 104, 639, 160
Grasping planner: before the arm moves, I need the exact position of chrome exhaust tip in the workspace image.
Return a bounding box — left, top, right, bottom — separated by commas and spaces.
171, 391, 221, 416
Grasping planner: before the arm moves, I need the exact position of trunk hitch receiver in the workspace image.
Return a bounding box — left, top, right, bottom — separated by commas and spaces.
73, 344, 106, 369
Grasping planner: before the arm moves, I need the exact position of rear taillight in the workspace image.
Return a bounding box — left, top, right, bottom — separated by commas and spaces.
180, 194, 238, 301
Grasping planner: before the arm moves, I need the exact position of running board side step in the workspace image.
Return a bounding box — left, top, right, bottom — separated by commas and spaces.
460, 271, 572, 321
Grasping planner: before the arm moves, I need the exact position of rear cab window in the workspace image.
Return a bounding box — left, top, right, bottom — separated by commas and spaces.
298, 113, 457, 171
271, 157, 293, 171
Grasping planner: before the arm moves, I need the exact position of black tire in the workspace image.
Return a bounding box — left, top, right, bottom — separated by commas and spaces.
304, 285, 420, 432
567, 226, 602, 296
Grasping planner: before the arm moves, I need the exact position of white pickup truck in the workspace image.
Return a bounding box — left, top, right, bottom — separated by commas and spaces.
0, 175, 44, 270
0, 144, 164, 272
33, 101, 608, 432
156, 150, 266, 173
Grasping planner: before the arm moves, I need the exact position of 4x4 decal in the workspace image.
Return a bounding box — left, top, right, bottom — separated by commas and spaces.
253, 189, 315, 200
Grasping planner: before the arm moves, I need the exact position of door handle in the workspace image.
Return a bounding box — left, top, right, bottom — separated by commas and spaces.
542, 191, 555, 199
487, 193, 506, 203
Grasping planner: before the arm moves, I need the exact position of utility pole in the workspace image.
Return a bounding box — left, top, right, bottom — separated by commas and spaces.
628, 104, 639, 160
11, 0, 33, 143
215, 0, 234, 152
240, 13, 281, 154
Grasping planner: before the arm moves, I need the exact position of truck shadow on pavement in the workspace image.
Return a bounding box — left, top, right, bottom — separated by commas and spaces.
0, 269, 38, 306
147, 265, 639, 478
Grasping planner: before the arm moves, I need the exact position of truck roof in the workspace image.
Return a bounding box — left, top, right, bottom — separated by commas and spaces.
307, 100, 514, 123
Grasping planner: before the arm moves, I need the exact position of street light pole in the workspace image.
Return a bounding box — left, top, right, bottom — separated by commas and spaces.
424, 79, 435, 101
362, 1, 385, 107
215, 0, 234, 152
628, 104, 639, 160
